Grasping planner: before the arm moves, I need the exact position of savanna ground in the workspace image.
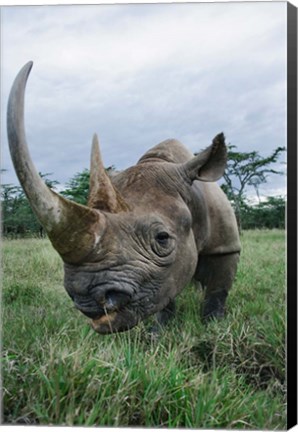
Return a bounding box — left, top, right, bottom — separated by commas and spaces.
2, 230, 286, 428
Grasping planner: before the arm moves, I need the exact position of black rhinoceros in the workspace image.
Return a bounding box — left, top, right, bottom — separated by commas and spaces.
7, 62, 241, 334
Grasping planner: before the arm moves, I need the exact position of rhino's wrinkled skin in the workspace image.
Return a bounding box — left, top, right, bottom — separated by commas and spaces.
7, 62, 241, 334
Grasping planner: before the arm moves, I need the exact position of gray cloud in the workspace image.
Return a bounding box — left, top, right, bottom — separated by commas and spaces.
1, 2, 286, 199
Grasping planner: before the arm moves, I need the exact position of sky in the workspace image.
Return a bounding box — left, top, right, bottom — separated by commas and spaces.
1, 2, 287, 201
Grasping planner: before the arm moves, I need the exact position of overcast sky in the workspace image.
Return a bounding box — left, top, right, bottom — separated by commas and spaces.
1, 2, 287, 200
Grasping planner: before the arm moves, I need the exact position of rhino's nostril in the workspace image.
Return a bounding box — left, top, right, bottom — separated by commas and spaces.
104, 290, 131, 312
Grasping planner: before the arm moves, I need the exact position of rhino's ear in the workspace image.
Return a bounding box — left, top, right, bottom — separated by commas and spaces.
88, 134, 129, 213
183, 133, 227, 182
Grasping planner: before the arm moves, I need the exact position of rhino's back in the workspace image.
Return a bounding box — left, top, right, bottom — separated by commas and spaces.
137, 139, 194, 164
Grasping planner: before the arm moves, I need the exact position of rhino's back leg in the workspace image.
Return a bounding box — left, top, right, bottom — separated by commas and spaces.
194, 252, 240, 321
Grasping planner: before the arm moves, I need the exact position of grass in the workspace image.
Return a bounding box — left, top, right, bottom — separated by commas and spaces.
1, 230, 286, 428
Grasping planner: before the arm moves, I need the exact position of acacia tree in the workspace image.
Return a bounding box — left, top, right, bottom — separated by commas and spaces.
221, 145, 285, 231
61, 166, 115, 205
60, 168, 90, 205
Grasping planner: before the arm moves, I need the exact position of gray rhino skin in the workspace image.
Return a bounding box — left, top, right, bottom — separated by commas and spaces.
7, 62, 241, 334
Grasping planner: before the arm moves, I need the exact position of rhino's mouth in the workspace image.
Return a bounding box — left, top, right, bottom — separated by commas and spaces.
90, 307, 139, 334
87, 285, 162, 334
91, 312, 118, 333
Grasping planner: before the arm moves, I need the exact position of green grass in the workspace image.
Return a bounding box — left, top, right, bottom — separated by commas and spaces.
1, 230, 286, 428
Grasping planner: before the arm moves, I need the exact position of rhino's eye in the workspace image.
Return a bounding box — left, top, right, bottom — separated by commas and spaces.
155, 231, 170, 246
151, 229, 175, 257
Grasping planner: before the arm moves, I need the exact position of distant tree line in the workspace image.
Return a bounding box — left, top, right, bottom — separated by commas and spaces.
1, 172, 59, 238
239, 196, 285, 230
1, 145, 285, 238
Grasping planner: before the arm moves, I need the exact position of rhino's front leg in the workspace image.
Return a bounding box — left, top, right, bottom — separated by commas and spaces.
195, 252, 240, 321
149, 299, 176, 334
156, 299, 176, 326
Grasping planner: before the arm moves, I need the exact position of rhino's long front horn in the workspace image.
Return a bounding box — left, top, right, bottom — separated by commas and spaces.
7, 62, 105, 263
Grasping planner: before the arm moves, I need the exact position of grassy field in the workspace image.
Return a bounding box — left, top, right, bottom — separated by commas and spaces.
2, 230, 286, 428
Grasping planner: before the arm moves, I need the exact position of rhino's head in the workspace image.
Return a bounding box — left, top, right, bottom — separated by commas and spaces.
7, 62, 227, 333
